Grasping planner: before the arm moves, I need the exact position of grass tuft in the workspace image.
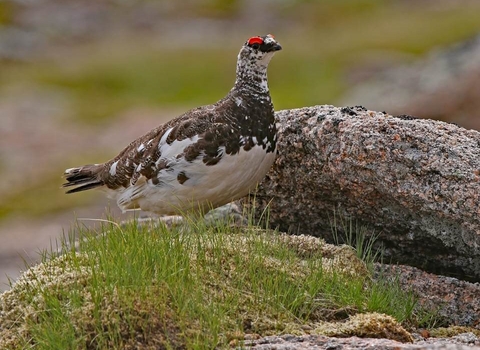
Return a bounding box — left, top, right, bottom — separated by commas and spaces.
0, 208, 431, 348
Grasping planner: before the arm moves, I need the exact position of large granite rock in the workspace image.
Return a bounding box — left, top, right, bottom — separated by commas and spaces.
252, 105, 480, 282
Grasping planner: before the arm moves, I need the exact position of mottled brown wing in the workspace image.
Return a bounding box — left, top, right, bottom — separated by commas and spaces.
98, 103, 231, 190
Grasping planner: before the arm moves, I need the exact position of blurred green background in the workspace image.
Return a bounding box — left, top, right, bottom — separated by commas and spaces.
1, 0, 480, 284
3, 1, 480, 124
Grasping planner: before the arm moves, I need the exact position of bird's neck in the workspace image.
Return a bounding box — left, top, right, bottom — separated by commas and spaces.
233, 60, 270, 94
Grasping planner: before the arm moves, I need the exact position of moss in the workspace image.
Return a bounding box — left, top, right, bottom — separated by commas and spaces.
429, 326, 480, 338
0, 252, 187, 349
275, 233, 370, 277
0, 253, 94, 349
1, 224, 417, 348
312, 312, 413, 343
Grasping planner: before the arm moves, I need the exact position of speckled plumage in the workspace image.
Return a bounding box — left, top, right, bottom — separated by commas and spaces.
63, 34, 281, 215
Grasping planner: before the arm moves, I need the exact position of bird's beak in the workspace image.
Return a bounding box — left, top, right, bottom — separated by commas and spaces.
272, 43, 282, 51
266, 43, 282, 52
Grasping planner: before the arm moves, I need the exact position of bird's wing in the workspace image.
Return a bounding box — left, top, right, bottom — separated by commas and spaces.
100, 103, 237, 192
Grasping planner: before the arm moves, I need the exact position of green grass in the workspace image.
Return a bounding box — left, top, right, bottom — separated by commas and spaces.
328, 213, 441, 328
330, 211, 381, 267
0, 209, 436, 349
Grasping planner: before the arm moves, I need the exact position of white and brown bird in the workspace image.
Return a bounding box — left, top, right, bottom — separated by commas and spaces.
63, 34, 282, 215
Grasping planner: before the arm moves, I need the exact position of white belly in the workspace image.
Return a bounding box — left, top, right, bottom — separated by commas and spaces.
115, 145, 276, 215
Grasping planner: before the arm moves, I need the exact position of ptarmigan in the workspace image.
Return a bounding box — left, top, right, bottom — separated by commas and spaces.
63, 34, 282, 215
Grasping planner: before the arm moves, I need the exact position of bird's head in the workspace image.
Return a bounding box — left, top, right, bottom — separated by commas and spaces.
239, 34, 282, 68
235, 34, 281, 91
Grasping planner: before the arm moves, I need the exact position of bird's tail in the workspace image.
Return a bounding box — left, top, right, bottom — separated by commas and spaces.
63, 164, 104, 194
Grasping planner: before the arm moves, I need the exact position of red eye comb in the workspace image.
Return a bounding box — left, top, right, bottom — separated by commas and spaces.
248, 36, 263, 46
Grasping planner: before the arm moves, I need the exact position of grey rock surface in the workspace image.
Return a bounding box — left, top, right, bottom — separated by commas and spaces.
242, 334, 480, 350
374, 264, 480, 328
252, 105, 480, 282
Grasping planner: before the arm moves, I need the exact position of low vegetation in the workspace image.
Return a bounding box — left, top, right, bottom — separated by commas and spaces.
0, 209, 437, 349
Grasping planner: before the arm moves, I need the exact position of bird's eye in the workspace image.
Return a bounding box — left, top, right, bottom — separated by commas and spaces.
247, 36, 263, 49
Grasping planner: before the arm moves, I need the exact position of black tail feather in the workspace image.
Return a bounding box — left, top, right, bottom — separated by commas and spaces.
63, 165, 104, 194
